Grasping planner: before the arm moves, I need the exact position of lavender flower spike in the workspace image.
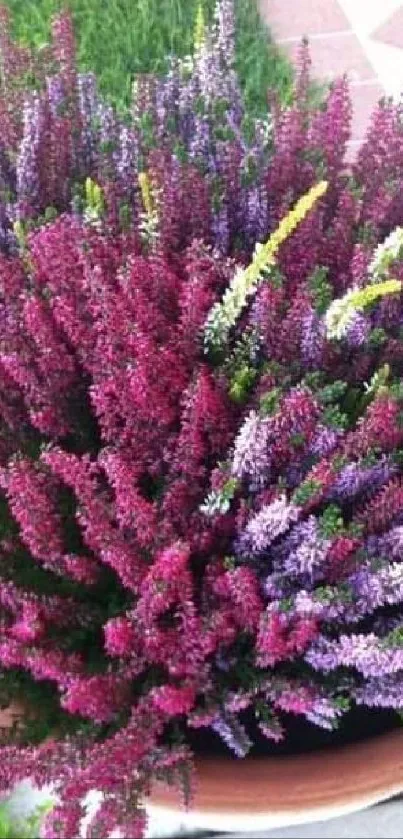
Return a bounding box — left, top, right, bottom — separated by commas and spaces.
345, 311, 371, 348
231, 410, 271, 488
211, 712, 252, 758
354, 674, 403, 709
282, 517, 330, 579
330, 455, 395, 503
239, 496, 300, 555
301, 306, 325, 367
306, 632, 403, 678
16, 93, 42, 215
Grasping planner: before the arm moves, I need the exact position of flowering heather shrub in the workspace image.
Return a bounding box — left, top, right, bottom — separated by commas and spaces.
1, 0, 400, 261
0, 4, 403, 839
0, 0, 274, 254
0, 187, 402, 835
0, 1, 402, 260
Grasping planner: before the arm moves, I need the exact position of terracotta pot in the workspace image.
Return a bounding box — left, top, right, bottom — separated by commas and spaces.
148, 729, 403, 833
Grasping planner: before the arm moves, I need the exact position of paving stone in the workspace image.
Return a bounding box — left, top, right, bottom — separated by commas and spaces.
222, 799, 403, 838
259, 0, 387, 148
259, 0, 350, 41
283, 33, 376, 82
371, 7, 403, 50
349, 80, 384, 141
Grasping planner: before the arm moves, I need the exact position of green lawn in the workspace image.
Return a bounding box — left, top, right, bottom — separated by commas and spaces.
4, 0, 293, 115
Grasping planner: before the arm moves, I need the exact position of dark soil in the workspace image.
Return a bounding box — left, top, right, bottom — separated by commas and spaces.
187, 706, 398, 758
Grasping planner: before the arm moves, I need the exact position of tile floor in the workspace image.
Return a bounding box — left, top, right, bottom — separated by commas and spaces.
259, 0, 403, 155
146, 799, 403, 837
225, 799, 403, 838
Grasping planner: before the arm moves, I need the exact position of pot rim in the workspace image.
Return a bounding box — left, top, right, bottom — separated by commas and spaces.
147, 728, 403, 832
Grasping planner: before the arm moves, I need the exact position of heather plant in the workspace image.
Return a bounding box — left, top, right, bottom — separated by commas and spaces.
0, 188, 403, 835
2, 0, 399, 262
4, 0, 292, 115
0, 1, 276, 253
0, 5, 403, 839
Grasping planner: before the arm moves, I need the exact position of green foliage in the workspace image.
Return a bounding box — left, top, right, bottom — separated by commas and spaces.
83, 177, 105, 225
361, 450, 380, 468
201, 476, 239, 517
229, 364, 257, 403
363, 363, 390, 397
224, 328, 260, 402
292, 478, 322, 507
392, 448, 403, 469
332, 696, 351, 717
309, 265, 332, 315
317, 380, 347, 405
302, 370, 325, 391
318, 504, 344, 539
290, 431, 306, 449
5, 0, 293, 116
12, 220, 27, 252
382, 626, 403, 649
259, 387, 281, 416
322, 404, 348, 431
0, 800, 53, 839
314, 582, 354, 605
223, 555, 236, 571
368, 327, 388, 348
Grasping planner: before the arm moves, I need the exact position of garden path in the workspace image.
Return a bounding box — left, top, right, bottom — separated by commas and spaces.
259, 0, 403, 157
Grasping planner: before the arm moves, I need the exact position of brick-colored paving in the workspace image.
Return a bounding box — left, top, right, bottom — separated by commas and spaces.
372, 7, 403, 49
259, 0, 403, 155
284, 33, 374, 83
265, 0, 350, 41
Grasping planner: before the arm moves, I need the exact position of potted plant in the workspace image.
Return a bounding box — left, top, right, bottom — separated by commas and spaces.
0, 3, 402, 837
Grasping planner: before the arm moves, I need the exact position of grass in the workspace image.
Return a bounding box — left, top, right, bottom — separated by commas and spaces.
0, 800, 53, 839
4, 0, 293, 115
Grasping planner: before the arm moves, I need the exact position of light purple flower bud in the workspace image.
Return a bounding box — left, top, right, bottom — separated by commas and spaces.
269, 517, 330, 586
354, 674, 403, 709
350, 560, 403, 614
244, 183, 269, 244
258, 718, 284, 742
264, 573, 291, 600
97, 102, 119, 172
196, 37, 221, 106
16, 93, 42, 216
77, 72, 99, 170
345, 312, 371, 348
189, 114, 211, 162
211, 712, 252, 757
301, 307, 325, 367
305, 696, 343, 730
117, 127, 138, 193
155, 59, 181, 140
368, 525, 403, 560
215, 0, 236, 68
310, 424, 341, 457
232, 411, 271, 488
306, 631, 403, 678
283, 519, 330, 579
239, 496, 300, 555
46, 75, 65, 117
294, 590, 326, 618
330, 456, 395, 503
211, 205, 229, 254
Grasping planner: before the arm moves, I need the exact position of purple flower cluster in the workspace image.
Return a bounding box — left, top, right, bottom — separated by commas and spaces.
0, 1, 272, 254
